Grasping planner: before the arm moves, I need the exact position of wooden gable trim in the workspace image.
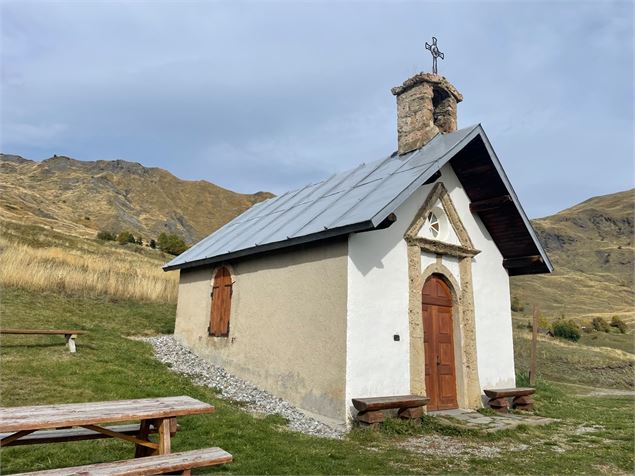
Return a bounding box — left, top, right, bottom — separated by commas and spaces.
404, 181, 478, 255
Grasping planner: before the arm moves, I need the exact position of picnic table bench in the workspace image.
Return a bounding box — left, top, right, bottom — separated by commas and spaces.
0, 328, 87, 353
352, 395, 430, 426
0, 396, 233, 475
484, 387, 535, 412
16, 448, 233, 475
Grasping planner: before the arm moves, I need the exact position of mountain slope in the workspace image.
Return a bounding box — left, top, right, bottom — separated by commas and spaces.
511, 189, 634, 325
0, 154, 272, 243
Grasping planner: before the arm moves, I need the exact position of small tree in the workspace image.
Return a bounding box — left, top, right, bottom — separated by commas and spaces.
592, 317, 611, 333
157, 232, 188, 255
511, 296, 524, 312
117, 230, 136, 245
149, 239, 157, 249
552, 319, 581, 342
610, 316, 628, 334
96, 230, 116, 241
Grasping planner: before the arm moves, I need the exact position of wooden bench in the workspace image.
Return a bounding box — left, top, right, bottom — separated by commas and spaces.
15, 447, 233, 475
484, 387, 536, 412
0, 328, 87, 353
0, 422, 180, 446
352, 395, 430, 426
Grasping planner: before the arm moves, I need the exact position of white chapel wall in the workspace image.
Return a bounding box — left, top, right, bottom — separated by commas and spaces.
441, 165, 516, 390
346, 162, 516, 417
345, 182, 434, 418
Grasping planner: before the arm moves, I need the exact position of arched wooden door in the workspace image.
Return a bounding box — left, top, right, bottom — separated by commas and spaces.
422, 275, 458, 410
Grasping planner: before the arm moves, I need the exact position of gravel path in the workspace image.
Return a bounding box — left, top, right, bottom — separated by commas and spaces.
140, 335, 344, 439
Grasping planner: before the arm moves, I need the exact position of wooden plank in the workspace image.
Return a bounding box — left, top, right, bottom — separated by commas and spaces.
0, 429, 36, 446
0, 396, 213, 432
352, 395, 429, 412
483, 388, 536, 398
469, 195, 512, 213
16, 447, 233, 475
502, 255, 544, 269
0, 423, 174, 447
80, 425, 158, 450
0, 329, 87, 335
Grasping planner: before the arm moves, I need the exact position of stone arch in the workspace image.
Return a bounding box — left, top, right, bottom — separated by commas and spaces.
406, 186, 483, 410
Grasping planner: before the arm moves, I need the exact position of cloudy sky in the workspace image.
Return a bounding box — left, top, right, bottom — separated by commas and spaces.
1, 0, 632, 218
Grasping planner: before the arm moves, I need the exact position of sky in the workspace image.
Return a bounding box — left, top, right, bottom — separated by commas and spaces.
1, 0, 632, 218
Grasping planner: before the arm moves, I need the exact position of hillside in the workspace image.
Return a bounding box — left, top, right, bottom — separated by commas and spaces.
511, 189, 634, 325
0, 154, 273, 244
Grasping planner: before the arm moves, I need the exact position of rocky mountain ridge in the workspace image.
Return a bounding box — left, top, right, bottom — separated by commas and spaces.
0, 153, 273, 243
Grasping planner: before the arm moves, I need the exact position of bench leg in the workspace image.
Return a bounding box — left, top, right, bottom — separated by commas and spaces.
357, 410, 384, 429
398, 406, 424, 420
512, 395, 534, 411
488, 397, 510, 413
64, 334, 77, 353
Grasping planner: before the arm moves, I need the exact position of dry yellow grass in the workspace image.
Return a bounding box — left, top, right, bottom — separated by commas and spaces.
0, 237, 178, 303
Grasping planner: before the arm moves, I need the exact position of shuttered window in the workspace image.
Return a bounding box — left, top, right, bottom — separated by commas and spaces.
209, 266, 232, 337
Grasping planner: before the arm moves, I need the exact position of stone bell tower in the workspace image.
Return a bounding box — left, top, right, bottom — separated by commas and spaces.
391, 73, 463, 155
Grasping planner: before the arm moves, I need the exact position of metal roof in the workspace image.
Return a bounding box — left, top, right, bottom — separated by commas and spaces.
164, 124, 552, 274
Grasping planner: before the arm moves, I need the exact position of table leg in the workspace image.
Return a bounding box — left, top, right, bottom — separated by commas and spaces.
65, 334, 77, 353
157, 418, 172, 455
135, 419, 152, 458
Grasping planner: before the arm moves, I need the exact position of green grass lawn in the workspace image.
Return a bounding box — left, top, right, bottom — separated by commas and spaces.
1, 287, 634, 474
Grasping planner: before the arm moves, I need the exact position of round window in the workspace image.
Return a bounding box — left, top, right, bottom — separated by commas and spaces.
425, 207, 448, 241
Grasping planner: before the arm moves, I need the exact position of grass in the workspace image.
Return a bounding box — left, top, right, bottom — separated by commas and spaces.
0, 220, 178, 303
1, 287, 634, 474
513, 318, 634, 390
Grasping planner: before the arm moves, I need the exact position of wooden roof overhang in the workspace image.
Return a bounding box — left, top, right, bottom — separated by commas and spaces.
449, 132, 552, 276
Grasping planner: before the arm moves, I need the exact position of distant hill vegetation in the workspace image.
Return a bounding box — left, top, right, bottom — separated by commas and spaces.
511, 189, 634, 326
0, 153, 273, 244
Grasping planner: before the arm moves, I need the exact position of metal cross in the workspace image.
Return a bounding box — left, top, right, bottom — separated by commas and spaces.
425, 36, 444, 74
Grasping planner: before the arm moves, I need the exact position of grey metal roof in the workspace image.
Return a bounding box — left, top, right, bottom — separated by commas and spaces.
164, 124, 552, 273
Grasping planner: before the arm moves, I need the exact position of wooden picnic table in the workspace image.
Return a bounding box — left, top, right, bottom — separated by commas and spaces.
0, 396, 214, 457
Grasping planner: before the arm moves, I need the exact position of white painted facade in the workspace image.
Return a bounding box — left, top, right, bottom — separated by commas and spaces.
345, 163, 515, 419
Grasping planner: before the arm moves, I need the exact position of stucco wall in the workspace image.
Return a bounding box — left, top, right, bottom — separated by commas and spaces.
174, 239, 349, 422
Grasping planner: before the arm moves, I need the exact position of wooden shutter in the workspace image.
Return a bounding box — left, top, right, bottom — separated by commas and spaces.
209, 267, 232, 337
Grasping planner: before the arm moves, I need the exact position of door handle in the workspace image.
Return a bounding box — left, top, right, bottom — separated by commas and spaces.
436, 355, 441, 366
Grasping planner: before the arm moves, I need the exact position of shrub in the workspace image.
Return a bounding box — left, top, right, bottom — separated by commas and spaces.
552, 319, 581, 342
610, 316, 628, 334
157, 232, 188, 256
116, 231, 136, 245
511, 296, 524, 312
149, 239, 157, 249
96, 230, 116, 241
135, 236, 143, 246
591, 317, 610, 333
